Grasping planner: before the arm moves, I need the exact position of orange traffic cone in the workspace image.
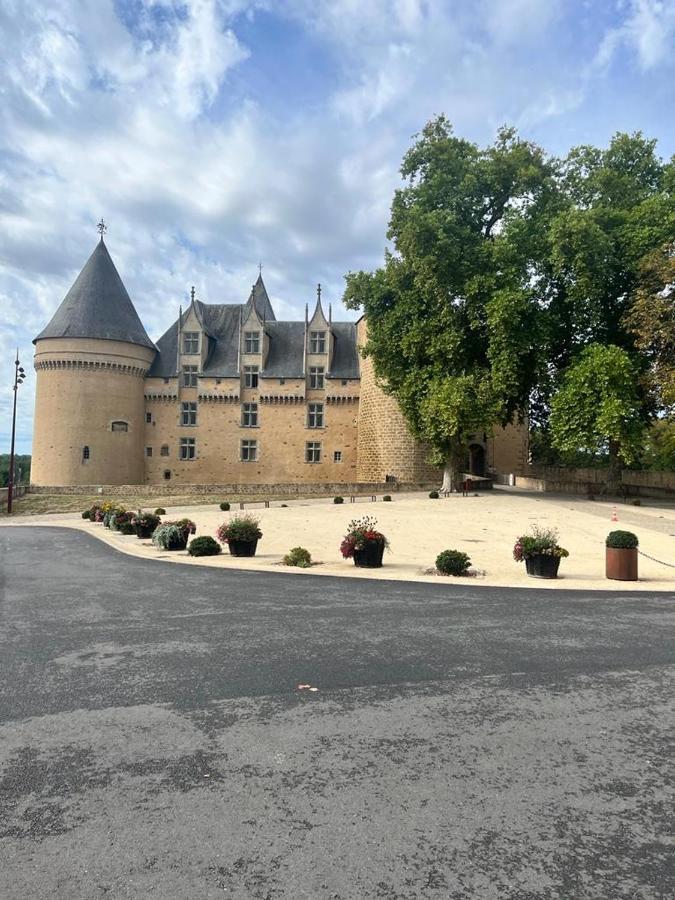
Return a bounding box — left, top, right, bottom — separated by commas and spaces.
611, 506, 618, 523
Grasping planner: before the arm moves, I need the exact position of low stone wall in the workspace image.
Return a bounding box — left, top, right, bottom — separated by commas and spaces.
516, 467, 675, 499
28, 481, 439, 497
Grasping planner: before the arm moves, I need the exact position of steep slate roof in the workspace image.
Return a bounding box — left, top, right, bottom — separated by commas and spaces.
34, 239, 155, 350
243, 273, 276, 322
261, 321, 305, 378
328, 322, 360, 379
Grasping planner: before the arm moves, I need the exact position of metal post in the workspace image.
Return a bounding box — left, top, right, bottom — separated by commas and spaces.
7, 351, 26, 515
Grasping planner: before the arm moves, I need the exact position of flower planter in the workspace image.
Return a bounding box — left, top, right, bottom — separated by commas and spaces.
353, 542, 385, 568
525, 554, 560, 579
606, 547, 638, 581
135, 524, 158, 540
229, 539, 258, 557
166, 536, 188, 551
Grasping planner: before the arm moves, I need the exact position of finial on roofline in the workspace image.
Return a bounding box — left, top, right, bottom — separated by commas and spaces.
97, 218, 107, 240
190, 285, 196, 304
317, 283, 322, 303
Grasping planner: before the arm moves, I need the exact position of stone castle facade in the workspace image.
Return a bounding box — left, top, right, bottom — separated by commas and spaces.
31, 239, 527, 487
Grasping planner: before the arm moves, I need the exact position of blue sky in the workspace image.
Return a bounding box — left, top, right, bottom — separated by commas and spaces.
1, 0, 674, 453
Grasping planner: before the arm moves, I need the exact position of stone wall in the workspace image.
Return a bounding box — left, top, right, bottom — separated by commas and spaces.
516, 466, 675, 499
28, 481, 438, 497
355, 319, 440, 483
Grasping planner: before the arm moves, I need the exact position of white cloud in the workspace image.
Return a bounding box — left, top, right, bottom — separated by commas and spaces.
595, 0, 675, 72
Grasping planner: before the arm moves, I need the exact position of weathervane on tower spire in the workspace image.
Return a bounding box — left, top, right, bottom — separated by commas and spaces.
190, 286, 196, 303
97, 219, 107, 239
317, 283, 322, 303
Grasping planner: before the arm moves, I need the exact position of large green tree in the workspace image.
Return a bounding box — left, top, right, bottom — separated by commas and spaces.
344, 117, 554, 489
549, 344, 645, 491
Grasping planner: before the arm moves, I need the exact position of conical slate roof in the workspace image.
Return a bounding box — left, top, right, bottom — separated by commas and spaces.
34, 239, 155, 349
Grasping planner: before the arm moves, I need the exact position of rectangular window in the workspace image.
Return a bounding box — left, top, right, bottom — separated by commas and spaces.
160, 445, 170, 457
244, 331, 260, 353
307, 402, 324, 428
181, 401, 197, 426
182, 332, 199, 354
310, 330, 326, 353
333, 450, 342, 463
241, 439, 258, 462
179, 437, 196, 460
244, 365, 259, 388
145, 412, 152, 424
182, 365, 198, 387
241, 402, 258, 427
306, 441, 321, 463
82, 445, 90, 461
145, 446, 153, 457
111, 421, 128, 432
309, 366, 325, 389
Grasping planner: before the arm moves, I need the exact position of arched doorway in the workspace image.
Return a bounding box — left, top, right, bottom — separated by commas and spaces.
468, 443, 486, 477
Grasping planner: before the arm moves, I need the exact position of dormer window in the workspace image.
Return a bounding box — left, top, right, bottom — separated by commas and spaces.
310, 331, 326, 353
245, 331, 260, 353
182, 332, 199, 354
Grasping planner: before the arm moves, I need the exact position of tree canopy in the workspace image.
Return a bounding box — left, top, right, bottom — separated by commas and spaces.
344, 117, 675, 484
344, 117, 553, 486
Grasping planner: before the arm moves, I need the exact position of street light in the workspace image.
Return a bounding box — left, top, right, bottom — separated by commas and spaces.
7, 350, 26, 515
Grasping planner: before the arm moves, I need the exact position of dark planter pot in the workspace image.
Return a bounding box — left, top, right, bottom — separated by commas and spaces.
525, 554, 561, 579
353, 541, 385, 568
135, 524, 158, 539
229, 539, 258, 557
118, 524, 135, 535
166, 536, 188, 551
606, 547, 638, 581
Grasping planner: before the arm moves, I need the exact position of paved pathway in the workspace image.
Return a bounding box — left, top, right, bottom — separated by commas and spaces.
1, 527, 673, 899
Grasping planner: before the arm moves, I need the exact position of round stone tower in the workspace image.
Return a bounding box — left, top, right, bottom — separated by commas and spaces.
355, 318, 439, 484
31, 238, 156, 487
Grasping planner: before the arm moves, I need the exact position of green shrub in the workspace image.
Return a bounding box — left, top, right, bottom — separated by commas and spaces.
280, 503, 288, 508
606, 530, 639, 549
334, 496, 344, 504
81, 509, 91, 519
436, 549, 471, 576
429, 490, 439, 499
382, 495, 392, 502
630, 498, 642, 506
152, 524, 188, 551
282, 546, 312, 568
188, 536, 222, 557
111, 511, 136, 534
219, 501, 230, 511
154, 507, 166, 516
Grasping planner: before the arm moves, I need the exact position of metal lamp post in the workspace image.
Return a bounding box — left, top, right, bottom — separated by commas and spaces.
7, 350, 26, 515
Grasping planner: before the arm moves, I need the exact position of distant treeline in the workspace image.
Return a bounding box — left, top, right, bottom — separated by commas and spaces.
0, 455, 31, 486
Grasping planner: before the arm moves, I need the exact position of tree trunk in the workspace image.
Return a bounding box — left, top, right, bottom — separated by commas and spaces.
440, 445, 464, 493
607, 439, 622, 496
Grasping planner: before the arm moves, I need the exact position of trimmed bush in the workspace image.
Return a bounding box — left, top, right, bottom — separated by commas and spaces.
280, 503, 288, 508
82, 509, 91, 519
429, 490, 439, 499
436, 549, 471, 576
382, 495, 392, 502
219, 501, 231, 511
154, 507, 166, 516
606, 530, 639, 549
334, 496, 344, 504
283, 546, 312, 568
188, 536, 222, 557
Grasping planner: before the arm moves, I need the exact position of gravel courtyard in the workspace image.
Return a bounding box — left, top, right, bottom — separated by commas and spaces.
0, 526, 673, 899
7, 487, 674, 590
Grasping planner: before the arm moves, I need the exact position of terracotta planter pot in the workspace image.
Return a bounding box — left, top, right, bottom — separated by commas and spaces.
606, 547, 638, 581
525, 554, 560, 579
353, 542, 385, 568
229, 539, 258, 557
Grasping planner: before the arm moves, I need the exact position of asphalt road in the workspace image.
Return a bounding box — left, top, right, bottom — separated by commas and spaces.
1, 526, 673, 899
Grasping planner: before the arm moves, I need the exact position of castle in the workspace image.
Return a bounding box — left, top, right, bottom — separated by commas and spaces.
31, 238, 527, 487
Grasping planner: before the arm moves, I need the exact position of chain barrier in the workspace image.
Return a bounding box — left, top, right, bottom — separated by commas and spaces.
637, 549, 675, 569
